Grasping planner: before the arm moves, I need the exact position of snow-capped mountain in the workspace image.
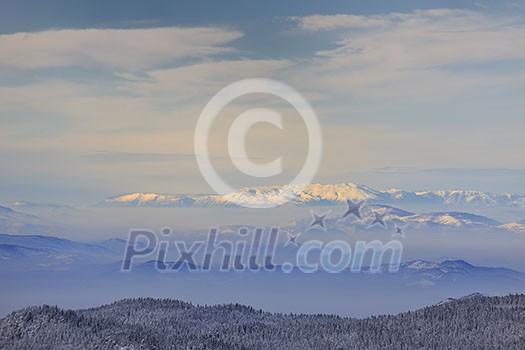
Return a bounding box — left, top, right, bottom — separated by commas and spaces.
291, 204, 516, 232
98, 183, 525, 209
398, 259, 509, 280
373, 259, 525, 287
385, 210, 502, 229
498, 220, 525, 233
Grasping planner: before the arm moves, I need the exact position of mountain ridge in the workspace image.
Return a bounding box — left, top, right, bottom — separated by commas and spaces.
98, 182, 525, 209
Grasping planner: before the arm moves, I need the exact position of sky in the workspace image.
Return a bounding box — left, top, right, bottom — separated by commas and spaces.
1, 0, 525, 203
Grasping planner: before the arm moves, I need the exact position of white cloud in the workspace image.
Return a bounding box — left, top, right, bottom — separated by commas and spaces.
124, 59, 293, 101
291, 14, 390, 31
0, 27, 243, 71
316, 11, 525, 69
0, 60, 298, 159
293, 9, 491, 32
287, 9, 525, 100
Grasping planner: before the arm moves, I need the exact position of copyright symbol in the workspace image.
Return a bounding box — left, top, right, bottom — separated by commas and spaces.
194, 78, 322, 208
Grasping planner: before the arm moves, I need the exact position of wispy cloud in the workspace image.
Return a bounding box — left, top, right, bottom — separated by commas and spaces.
124, 59, 293, 100
290, 14, 390, 31
0, 27, 243, 71
287, 9, 525, 100
292, 9, 500, 33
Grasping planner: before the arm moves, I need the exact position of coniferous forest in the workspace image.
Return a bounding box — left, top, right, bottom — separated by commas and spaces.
1, 294, 524, 349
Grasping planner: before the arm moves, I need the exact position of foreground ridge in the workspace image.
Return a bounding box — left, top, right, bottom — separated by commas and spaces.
1, 294, 525, 349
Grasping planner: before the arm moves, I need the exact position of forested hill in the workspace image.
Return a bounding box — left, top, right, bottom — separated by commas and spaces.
1, 294, 525, 350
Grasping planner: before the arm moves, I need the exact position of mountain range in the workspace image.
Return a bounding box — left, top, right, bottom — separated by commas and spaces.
2, 199, 525, 237
98, 182, 525, 209
1, 232, 525, 319
2, 233, 524, 286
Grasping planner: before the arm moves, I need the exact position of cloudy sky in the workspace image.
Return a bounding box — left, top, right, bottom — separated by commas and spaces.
1, 0, 525, 203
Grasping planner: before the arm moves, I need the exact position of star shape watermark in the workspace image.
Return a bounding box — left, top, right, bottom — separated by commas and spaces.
392, 225, 407, 238
284, 232, 301, 247
368, 209, 391, 229
339, 199, 365, 222
308, 210, 331, 231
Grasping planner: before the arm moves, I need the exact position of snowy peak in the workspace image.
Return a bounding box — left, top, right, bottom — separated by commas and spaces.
371, 259, 525, 287
400, 259, 474, 272
439, 260, 475, 270
498, 222, 525, 233
292, 182, 382, 202
402, 260, 439, 270
318, 205, 509, 232
398, 212, 502, 228
98, 192, 232, 207
101, 193, 193, 207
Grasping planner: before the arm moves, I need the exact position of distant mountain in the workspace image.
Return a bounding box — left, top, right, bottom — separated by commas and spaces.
0, 205, 39, 223
395, 211, 502, 227
499, 220, 525, 233
0, 205, 53, 235
98, 182, 525, 209
0, 234, 121, 270
2, 295, 524, 349
1, 232, 525, 320
383, 259, 525, 287
3, 201, 76, 211
98, 192, 230, 207
292, 204, 517, 232
3, 233, 524, 288
127, 257, 525, 288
